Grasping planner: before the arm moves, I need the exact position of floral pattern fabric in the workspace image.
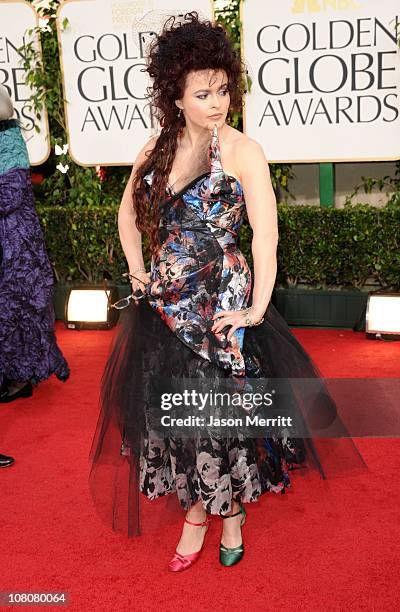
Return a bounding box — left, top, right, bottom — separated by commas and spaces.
142, 125, 253, 378
136, 125, 303, 514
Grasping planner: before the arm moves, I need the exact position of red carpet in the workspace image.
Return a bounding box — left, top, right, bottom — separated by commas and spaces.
1, 323, 400, 611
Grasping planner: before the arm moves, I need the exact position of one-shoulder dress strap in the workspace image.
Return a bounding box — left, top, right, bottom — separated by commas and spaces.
209, 124, 224, 191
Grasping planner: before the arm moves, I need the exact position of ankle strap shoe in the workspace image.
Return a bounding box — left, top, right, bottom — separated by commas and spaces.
168, 515, 210, 572
219, 504, 246, 567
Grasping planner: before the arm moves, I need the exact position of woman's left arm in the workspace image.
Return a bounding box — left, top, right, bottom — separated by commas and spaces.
211, 138, 279, 340
239, 138, 279, 321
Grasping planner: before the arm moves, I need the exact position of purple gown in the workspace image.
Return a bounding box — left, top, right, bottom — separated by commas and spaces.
0, 119, 69, 387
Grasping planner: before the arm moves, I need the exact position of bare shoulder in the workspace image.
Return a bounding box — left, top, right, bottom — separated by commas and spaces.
230, 130, 267, 164
135, 133, 159, 166
223, 127, 267, 180
128, 134, 159, 182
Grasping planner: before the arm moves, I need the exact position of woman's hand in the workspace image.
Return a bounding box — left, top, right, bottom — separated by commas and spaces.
211, 305, 265, 341
129, 270, 151, 293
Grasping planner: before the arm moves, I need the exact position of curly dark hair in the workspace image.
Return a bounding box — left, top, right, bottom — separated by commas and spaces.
131, 11, 247, 258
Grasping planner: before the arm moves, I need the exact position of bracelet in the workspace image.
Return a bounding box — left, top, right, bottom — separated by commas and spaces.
122, 269, 148, 285
129, 266, 146, 275
243, 307, 265, 327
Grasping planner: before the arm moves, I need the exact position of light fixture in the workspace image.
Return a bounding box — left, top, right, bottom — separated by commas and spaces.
365, 292, 400, 340
64, 286, 119, 330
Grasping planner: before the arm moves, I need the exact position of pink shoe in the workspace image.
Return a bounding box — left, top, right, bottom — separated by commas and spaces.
168, 515, 210, 572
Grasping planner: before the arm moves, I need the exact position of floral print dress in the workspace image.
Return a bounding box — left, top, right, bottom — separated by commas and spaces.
89, 125, 367, 536
137, 125, 302, 515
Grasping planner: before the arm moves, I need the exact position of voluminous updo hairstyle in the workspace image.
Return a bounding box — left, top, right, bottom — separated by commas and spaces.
131, 11, 246, 258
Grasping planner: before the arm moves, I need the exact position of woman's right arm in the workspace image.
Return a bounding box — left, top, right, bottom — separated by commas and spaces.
117, 135, 158, 275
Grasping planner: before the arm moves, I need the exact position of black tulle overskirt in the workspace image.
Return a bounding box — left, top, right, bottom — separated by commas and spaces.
88, 298, 368, 538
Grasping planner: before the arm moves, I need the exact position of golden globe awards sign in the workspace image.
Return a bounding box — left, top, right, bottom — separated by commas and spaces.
0, 0, 50, 165
241, 0, 400, 162
57, 0, 213, 166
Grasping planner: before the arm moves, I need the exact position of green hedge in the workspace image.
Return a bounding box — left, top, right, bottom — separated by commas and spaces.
37, 204, 400, 290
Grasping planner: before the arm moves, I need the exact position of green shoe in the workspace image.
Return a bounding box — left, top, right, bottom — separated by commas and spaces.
219, 504, 247, 566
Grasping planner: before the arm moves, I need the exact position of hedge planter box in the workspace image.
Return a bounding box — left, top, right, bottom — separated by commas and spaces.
272, 287, 368, 328
54, 283, 369, 329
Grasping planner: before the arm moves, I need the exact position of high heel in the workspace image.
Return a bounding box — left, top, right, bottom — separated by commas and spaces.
168, 515, 210, 572
219, 504, 246, 567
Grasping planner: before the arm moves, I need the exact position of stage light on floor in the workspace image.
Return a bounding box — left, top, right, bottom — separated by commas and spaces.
65, 287, 119, 330
366, 292, 400, 340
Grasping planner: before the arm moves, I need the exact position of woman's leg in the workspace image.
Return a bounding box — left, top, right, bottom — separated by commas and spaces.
175, 499, 208, 555
220, 498, 244, 548
174, 497, 245, 554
